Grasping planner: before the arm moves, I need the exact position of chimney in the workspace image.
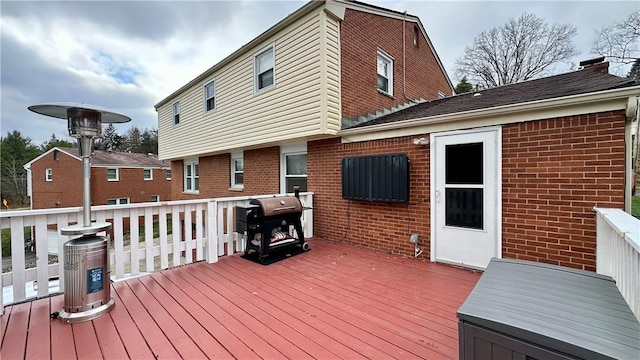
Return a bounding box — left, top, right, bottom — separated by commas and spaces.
579, 56, 609, 74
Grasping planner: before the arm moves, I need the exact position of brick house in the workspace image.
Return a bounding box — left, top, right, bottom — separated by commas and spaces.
24, 147, 172, 209
324, 60, 639, 271
155, 0, 639, 272
154, 0, 453, 200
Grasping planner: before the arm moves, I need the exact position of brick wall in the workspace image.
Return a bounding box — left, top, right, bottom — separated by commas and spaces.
170, 146, 281, 200
309, 110, 627, 270
502, 111, 626, 271
308, 136, 431, 257
30, 150, 83, 209
91, 167, 171, 205
30, 150, 172, 208
340, 9, 452, 119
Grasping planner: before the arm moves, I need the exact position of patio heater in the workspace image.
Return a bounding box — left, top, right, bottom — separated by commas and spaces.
28, 103, 130, 323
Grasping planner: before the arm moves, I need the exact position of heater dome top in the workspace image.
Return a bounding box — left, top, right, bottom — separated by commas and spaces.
28, 102, 131, 123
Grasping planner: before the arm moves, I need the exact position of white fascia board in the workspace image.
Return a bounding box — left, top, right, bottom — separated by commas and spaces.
340, 86, 640, 143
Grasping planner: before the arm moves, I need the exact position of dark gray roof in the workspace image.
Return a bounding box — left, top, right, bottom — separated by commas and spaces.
351, 63, 638, 128
457, 258, 640, 360
58, 147, 168, 168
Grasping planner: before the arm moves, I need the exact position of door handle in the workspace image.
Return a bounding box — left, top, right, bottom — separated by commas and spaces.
435, 190, 440, 203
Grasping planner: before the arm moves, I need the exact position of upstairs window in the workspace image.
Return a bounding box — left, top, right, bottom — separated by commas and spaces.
173, 101, 180, 125
438, 91, 446, 99
151, 195, 160, 202
107, 168, 119, 181
166, 169, 172, 180
231, 152, 244, 189
255, 44, 275, 92
184, 159, 199, 192
204, 80, 215, 112
45, 168, 53, 181
377, 49, 394, 96
143, 168, 153, 180
413, 25, 419, 47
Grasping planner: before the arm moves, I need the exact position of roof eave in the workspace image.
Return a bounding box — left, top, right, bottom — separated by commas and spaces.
339, 85, 640, 138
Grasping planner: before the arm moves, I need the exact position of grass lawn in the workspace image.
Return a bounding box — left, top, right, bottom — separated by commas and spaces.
632, 196, 640, 218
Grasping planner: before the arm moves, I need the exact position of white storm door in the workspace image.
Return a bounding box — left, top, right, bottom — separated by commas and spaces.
431, 128, 500, 269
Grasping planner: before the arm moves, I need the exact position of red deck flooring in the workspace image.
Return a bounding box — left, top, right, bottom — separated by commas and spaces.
1, 239, 480, 359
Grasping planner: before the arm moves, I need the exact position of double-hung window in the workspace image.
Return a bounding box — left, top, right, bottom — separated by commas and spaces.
143, 168, 153, 180
107, 168, 119, 181
184, 159, 199, 192
281, 144, 307, 193
377, 49, 393, 96
254, 44, 274, 92
231, 152, 244, 189
166, 169, 172, 180
204, 80, 215, 112
45, 168, 53, 181
107, 198, 129, 205
173, 101, 180, 125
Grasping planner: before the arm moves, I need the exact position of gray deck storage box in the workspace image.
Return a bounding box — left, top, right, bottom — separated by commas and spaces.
457, 258, 640, 360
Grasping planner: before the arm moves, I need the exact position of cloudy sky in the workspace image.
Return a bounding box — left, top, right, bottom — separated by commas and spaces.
1, 0, 637, 146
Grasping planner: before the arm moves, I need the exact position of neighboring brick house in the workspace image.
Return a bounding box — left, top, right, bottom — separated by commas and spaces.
24, 147, 172, 209
319, 60, 639, 271
154, 0, 453, 200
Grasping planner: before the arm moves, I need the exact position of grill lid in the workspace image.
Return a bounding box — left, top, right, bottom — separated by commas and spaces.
252, 196, 302, 216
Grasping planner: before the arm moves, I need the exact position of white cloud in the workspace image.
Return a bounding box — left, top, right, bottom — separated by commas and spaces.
1, 0, 637, 145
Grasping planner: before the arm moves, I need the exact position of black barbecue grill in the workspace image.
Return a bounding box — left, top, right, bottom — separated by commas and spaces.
236, 191, 309, 263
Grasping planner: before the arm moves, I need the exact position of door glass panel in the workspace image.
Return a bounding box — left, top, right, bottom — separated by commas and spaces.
445, 188, 483, 229
446, 143, 483, 184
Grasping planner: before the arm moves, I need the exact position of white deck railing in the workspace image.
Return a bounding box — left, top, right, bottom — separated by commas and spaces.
0, 192, 313, 311
594, 207, 640, 321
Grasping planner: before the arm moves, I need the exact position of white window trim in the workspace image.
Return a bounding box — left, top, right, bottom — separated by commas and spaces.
107, 168, 119, 181
184, 158, 199, 193
143, 168, 153, 181
166, 169, 172, 180
377, 49, 394, 96
438, 91, 446, 99
151, 195, 160, 202
173, 101, 180, 125
204, 80, 216, 113
230, 152, 244, 189
107, 197, 129, 205
254, 43, 275, 94
45, 168, 52, 182
280, 143, 307, 194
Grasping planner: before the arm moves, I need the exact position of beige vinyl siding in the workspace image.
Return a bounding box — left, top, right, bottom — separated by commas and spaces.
158, 9, 327, 161
324, 14, 341, 134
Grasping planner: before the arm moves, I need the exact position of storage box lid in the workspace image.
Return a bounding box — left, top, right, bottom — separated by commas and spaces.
457, 258, 640, 360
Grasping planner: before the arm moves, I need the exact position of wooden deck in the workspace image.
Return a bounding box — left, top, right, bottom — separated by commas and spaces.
1, 239, 480, 359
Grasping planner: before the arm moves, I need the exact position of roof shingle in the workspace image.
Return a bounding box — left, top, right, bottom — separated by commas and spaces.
349, 63, 638, 129
58, 147, 169, 168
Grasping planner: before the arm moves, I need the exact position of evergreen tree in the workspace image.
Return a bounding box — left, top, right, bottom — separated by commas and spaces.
96, 123, 124, 151
455, 77, 474, 94
628, 59, 640, 81
40, 133, 75, 152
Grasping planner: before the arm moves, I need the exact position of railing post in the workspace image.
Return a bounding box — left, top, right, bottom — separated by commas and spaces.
206, 200, 219, 263
595, 210, 613, 277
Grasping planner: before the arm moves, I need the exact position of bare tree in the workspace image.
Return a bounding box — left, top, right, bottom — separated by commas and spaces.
455, 13, 577, 88
593, 10, 639, 65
